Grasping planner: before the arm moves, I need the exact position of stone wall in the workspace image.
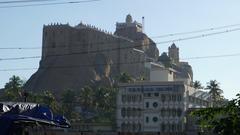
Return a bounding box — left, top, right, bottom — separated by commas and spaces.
24, 23, 152, 95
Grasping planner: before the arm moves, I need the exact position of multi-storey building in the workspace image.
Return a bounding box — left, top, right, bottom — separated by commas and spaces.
117, 81, 191, 134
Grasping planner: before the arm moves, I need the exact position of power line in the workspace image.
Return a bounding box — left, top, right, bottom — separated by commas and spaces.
0, 0, 101, 8
1, 26, 240, 50
0, 27, 240, 61
151, 23, 240, 38
0, 0, 57, 4
0, 56, 40, 61
1, 26, 240, 61
155, 27, 240, 44
1, 52, 240, 71
182, 53, 240, 60
0, 60, 150, 71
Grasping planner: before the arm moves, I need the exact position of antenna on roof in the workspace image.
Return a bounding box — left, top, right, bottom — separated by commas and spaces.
142, 16, 145, 33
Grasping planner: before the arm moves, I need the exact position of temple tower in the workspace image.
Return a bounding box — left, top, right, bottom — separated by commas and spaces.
168, 43, 179, 64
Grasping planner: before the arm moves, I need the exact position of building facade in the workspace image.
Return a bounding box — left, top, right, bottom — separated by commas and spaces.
116, 81, 210, 135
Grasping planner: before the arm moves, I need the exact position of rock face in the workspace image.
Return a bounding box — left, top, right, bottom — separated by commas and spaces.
24, 15, 159, 95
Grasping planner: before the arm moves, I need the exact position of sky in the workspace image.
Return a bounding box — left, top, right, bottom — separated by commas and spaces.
0, 0, 240, 100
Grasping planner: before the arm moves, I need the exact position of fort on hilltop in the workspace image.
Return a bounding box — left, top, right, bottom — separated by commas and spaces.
24, 15, 159, 94
24, 14, 192, 95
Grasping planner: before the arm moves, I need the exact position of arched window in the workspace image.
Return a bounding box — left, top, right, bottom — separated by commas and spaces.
161, 123, 165, 132
132, 122, 136, 132
167, 108, 171, 117
137, 108, 141, 117
171, 124, 175, 132
121, 123, 126, 131
172, 108, 176, 117
126, 107, 131, 117
138, 123, 141, 131
132, 108, 137, 117
145, 116, 149, 123
177, 108, 182, 117
121, 108, 126, 117
172, 94, 176, 102
126, 122, 131, 131
161, 94, 166, 102
161, 108, 165, 117
122, 95, 126, 103
127, 95, 131, 102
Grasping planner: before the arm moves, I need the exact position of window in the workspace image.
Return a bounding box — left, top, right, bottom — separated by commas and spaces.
137, 88, 141, 91
177, 108, 182, 117
161, 108, 165, 117
137, 123, 141, 131
121, 108, 126, 117
177, 95, 182, 101
146, 116, 149, 123
147, 93, 151, 97
126, 107, 131, 117
172, 108, 176, 117
153, 102, 158, 108
122, 95, 126, 103
127, 95, 131, 102
172, 95, 176, 102
171, 124, 175, 132
161, 94, 166, 102
161, 123, 165, 132
137, 108, 141, 117
145, 102, 149, 108
153, 117, 158, 122
154, 92, 159, 97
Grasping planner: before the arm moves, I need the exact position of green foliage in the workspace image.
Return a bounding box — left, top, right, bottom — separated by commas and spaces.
2, 75, 24, 101
193, 80, 203, 90
1, 76, 118, 124
78, 86, 117, 123
206, 80, 223, 107
26, 90, 60, 113
61, 89, 79, 120
117, 72, 133, 83
191, 93, 240, 135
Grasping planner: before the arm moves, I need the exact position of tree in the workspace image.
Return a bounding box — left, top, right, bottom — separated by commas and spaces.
193, 80, 203, 90
79, 86, 95, 109
90, 86, 117, 123
193, 80, 203, 97
41, 90, 60, 113
191, 93, 240, 135
61, 89, 79, 120
117, 72, 133, 83
205, 80, 223, 107
3, 75, 24, 101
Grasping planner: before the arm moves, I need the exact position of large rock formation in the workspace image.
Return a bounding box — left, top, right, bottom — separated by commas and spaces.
24, 15, 159, 95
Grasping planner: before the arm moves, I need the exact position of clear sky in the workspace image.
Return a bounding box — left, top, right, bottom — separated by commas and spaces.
0, 0, 240, 100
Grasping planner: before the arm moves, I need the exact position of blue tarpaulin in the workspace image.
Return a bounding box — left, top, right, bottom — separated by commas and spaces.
0, 102, 70, 135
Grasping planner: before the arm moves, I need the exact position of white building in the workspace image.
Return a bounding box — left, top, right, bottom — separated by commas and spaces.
116, 81, 210, 134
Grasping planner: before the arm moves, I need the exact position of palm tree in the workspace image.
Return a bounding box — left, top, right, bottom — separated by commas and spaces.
4, 75, 24, 101
61, 89, 78, 119
193, 80, 203, 97
41, 90, 59, 113
79, 86, 95, 109
205, 80, 223, 107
